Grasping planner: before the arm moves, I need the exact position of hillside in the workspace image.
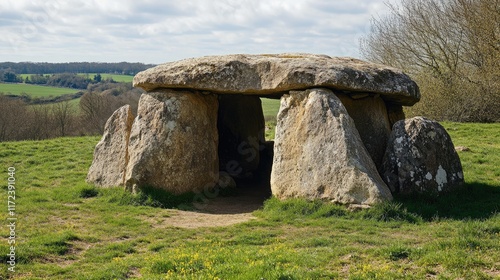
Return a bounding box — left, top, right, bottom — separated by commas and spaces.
0, 122, 498, 279
0, 83, 80, 98
0, 62, 155, 75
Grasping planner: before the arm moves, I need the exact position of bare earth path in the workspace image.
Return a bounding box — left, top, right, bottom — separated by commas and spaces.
159, 184, 271, 229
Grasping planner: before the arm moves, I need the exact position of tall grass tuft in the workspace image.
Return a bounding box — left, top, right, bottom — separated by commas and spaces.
357, 202, 422, 223
102, 186, 195, 209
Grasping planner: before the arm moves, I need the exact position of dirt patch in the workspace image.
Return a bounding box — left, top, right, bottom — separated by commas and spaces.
160, 210, 257, 229
156, 183, 270, 229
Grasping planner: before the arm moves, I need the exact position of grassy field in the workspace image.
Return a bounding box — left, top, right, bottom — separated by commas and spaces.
78, 73, 134, 83
0, 83, 80, 98
261, 98, 281, 119
18, 74, 135, 83
0, 121, 498, 278
261, 98, 280, 140
6, 74, 133, 100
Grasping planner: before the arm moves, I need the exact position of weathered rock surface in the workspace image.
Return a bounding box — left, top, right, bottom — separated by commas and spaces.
386, 103, 406, 128
86, 53, 434, 206
381, 117, 464, 195
217, 95, 265, 178
134, 53, 420, 105
87, 105, 134, 187
125, 90, 219, 194
337, 93, 391, 168
270, 88, 393, 205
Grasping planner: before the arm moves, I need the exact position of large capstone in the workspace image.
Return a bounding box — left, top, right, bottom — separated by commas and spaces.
134, 53, 420, 105
125, 90, 219, 194
271, 88, 393, 205
86, 105, 134, 187
381, 117, 465, 195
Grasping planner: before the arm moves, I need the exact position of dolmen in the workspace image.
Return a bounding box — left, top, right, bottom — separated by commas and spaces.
87, 53, 464, 206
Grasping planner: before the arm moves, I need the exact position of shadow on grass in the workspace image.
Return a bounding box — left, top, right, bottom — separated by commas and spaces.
100, 185, 243, 211
94, 181, 498, 222
100, 186, 196, 210
395, 182, 500, 221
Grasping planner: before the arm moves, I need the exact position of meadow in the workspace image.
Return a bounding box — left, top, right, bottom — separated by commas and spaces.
261, 98, 280, 139
77, 73, 134, 83
0, 83, 79, 98
18, 74, 135, 83
0, 120, 498, 279
1, 74, 133, 100
261, 98, 281, 119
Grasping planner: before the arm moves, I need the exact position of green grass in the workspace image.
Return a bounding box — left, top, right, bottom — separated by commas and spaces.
261, 98, 280, 140
0, 83, 80, 98
261, 98, 280, 119
78, 73, 134, 83
441, 122, 500, 185
0, 123, 499, 279
19, 74, 134, 83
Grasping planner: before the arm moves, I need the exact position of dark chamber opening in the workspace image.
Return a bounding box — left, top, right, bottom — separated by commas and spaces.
207, 94, 274, 213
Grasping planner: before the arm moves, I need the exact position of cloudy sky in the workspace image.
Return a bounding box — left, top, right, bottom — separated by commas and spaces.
0, 0, 396, 64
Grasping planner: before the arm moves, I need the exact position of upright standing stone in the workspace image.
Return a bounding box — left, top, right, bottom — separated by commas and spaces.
86, 105, 134, 187
337, 93, 392, 168
381, 117, 465, 195
217, 95, 265, 178
125, 90, 219, 194
271, 88, 393, 205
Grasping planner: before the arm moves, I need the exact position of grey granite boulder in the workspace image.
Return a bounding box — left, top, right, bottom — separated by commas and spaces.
381, 117, 465, 195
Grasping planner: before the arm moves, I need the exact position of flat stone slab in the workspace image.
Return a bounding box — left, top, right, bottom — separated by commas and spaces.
134, 53, 420, 105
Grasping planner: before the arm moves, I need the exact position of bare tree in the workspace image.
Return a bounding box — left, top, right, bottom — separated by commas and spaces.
361, 0, 500, 122
51, 100, 73, 137
80, 92, 113, 135
0, 96, 28, 141
28, 105, 54, 140
0, 81, 142, 142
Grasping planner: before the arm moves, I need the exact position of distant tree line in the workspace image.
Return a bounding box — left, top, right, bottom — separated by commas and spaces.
0, 71, 110, 89
0, 81, 143, 142
361, 0, 499, 122
0, 62, 155, 75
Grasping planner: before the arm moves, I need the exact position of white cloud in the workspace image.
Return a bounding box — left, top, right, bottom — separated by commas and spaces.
0, 0, 397, 63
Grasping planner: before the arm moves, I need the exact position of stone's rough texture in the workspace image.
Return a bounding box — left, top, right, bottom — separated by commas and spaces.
134, 53, 420, 105
381, 117, 465, 195
125, 90, 219, 194
337, 93, 391, 168
271, 88, 393, 205
87, 105, 134, 187
217, 95, 265, 178
386, 103, 406, 128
